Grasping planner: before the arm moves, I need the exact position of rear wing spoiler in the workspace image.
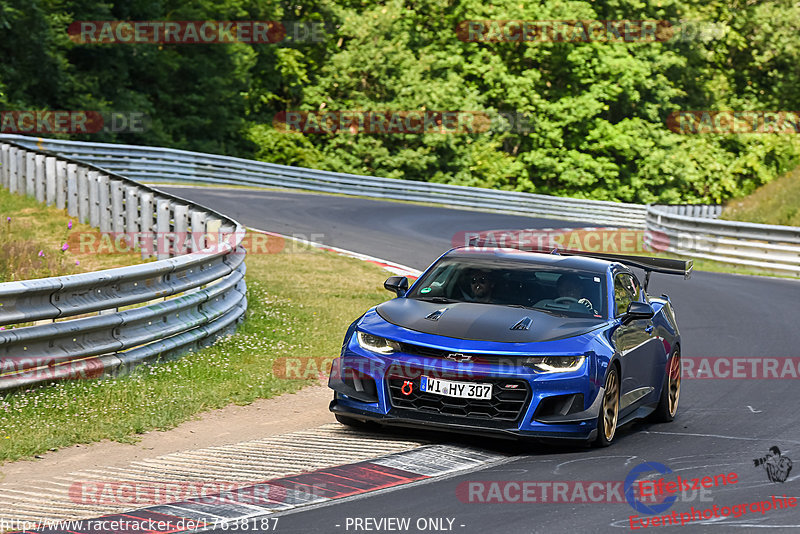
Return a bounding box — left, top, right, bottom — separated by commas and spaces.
465, 237, 692, 290
562, 250, 692, 291
566, 251, 693, 279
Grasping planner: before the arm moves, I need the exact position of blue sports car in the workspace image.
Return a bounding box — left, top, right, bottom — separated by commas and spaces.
328, 247, 691, 446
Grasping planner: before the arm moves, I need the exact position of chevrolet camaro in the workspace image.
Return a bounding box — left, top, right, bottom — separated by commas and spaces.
328, 246, 691, 446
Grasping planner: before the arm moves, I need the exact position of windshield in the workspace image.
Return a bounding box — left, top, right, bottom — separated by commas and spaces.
406, 256, 607, 318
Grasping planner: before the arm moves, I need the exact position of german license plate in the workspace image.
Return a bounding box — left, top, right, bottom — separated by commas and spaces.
420, 376, 492, 399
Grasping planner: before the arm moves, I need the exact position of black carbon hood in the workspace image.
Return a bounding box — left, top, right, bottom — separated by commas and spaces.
376, 298, 605, 343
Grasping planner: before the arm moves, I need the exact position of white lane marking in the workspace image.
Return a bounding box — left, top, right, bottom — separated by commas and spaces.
370, 444, 506, 477
748, 405, 763, 413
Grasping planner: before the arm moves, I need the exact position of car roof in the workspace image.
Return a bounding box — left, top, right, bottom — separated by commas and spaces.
445, 247, 617, 275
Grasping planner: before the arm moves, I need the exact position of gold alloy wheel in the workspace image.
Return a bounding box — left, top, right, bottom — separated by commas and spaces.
667, 351, 681, 417
603, 369, 619, 442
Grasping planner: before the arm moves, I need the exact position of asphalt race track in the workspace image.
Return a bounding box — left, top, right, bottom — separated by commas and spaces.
162, 186, 800, 533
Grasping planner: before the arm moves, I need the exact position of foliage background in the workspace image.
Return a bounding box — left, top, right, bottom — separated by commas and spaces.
1, 0, 797, 204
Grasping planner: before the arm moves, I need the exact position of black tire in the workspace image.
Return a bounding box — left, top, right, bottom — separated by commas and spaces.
649, 348, 681, 423
594, 365, 620, 447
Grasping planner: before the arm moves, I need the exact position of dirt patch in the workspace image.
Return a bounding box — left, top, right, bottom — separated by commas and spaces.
0, 383, 334, 485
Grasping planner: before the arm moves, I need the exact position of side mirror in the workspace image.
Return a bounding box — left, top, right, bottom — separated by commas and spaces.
384, 276, 409, 297
623, 301, 655, 324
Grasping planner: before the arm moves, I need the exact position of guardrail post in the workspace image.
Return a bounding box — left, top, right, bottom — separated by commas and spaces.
13, 148, 24, 193
77, 167, 90, 223
2, 144, 11, 189
190, 210, 207, 251
139, 192, 154, 259
174, 204, 189, 255
156, 198, 172, 260
97, 174, 111, 232
67, 164, 79, 217
45, 156, 57, 206
124, 185, 139, 233
205, 217, 221, 253
25, 151, 36, 197
8, 146, 17, 193
88, 171, 100, 227
110, 180, 124, 233
0, 143, 8, 189
124, 185, 140, 255
35, 154, 46, 203
219, 222, 235, 253
55, 160, 67, 209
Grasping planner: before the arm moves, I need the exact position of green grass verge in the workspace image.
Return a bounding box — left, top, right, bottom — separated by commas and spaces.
0, 242, 390, 463
0, 188, 146, 282
721, 165, 800, 227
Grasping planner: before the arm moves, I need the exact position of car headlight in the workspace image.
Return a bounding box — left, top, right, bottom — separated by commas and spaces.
523, 356, 585, 373
356, 331, 401, 354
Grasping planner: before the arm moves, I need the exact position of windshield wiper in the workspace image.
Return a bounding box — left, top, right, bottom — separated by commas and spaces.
415, 296, 456, 303
528, 306, 569, 318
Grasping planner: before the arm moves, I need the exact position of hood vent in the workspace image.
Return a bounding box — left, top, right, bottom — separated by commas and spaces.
510, 316, 533, 330
425, 307, 448, 321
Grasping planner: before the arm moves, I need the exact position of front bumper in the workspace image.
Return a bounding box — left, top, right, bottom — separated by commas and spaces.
330, 398, 598, 443
328, 341, 604, 442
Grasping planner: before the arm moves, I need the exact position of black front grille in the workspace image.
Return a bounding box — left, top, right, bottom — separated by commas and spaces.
387, 370, 530, 422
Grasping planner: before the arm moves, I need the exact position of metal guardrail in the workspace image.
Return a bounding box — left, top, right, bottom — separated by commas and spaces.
0, 135, 650, 228
645, 205, 800, 276
654, 204, 722, 219
0, 140, 247, 391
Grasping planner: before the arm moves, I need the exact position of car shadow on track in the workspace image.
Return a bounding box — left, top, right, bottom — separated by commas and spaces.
336, 415, 675, 459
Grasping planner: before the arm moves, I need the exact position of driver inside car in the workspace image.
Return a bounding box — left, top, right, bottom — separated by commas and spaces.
459, 269, 496, 303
